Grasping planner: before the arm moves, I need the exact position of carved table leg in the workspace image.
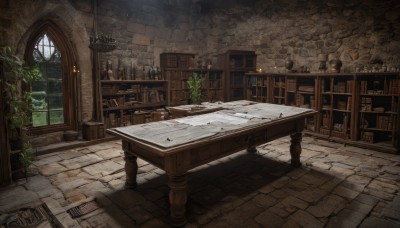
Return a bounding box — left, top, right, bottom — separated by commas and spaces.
290, 132, 302, 167
168, 174, 187, 227
124, 151, 138, 189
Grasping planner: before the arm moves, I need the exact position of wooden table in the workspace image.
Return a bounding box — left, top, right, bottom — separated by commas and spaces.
107, 101, 316, 226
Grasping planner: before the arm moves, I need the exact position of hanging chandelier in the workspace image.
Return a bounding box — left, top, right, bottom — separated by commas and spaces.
89, 33, 117, 52
89, 0, 117, 52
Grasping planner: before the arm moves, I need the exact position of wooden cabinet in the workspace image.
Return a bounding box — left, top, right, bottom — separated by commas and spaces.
218, 50, 256, 101
355, 73, 399, 151
243, 72, 400, 153
160, 53, 195, 71
245, 73, 318, 132
272, 74, 286, 105
286, 74, 319, 132
318, 74, 355, 140
100, 80, 167, 129
245, 72, 270, 102
163, 69, 224, 106
160, 52, 224, 106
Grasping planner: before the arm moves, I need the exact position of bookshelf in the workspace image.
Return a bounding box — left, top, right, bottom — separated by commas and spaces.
245, 72, 269, 102
218, 50, 256, 101
100, 80, 167, 129
163, 69, 225, 106
318, 74, 354, 140
355, 73, 399, 151
160, 52, 225, 106
243, 72, 399, 153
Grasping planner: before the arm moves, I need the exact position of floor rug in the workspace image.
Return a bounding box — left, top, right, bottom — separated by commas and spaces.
66, 200, 101, 218
0, 203, 63, 228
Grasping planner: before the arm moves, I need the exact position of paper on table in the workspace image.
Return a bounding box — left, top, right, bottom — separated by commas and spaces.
175, 113, 249, 126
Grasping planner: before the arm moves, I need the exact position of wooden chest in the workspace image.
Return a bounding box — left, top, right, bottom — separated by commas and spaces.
82, 122, 105, 140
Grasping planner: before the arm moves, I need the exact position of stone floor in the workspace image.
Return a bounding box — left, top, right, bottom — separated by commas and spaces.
0, 135, 400, 228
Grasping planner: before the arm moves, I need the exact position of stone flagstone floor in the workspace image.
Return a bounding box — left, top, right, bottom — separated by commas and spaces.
0, 135, 400, 227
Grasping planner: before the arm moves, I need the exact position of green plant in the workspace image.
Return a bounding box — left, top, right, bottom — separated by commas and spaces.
187, 72, 204, 104
0, 46, 41, 178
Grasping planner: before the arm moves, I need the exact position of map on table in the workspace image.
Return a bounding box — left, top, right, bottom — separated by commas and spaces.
114, 103, 313, 149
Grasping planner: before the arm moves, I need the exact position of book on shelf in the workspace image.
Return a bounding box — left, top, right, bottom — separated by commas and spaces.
142, 87, 149, 104
389, 79, 400, 95
346, 80, 353, 93
361, 132, 374, 143
107, 99, 119, 107
361, 97, 372, 111
376, 115, 393, 130
149, 89, 160, 103
334, 82, 346, 93
298, 85, 314, 92
295, 94, 304, 106
286, 79, 296, 91
310, 96, 315, 109
347, 97, 352, 111
360, 81, 368, 94
322, 112, 330, 128
336, 100, 347, 110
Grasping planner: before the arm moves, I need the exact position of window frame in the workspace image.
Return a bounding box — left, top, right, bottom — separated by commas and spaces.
24, 21, 77, 135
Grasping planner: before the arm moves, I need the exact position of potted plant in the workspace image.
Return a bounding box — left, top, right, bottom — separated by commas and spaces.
187, 72, 204, 105
0, 46, 41, 179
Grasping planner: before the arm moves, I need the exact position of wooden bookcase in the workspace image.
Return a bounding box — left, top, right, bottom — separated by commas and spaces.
218, 50, 256, 101
355, 73, 399, 151
318, 74, 355, 140
245, 72, 270, 102
244, 72, 400, 153
100, 80, 167, 129
272, 74, 286, 105
163, 69, 225, 106
160, 52, 224, 106
160, 53, 195, 72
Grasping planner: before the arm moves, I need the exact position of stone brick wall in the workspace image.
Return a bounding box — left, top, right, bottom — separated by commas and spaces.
1, 0, 399, 146
192, 0, 400, 73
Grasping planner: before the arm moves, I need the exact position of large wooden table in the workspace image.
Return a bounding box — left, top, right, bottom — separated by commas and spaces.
107, 101, 316, 226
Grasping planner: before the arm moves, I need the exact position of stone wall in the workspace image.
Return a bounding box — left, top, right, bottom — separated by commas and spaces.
1, 0, 399, 146
193, 0, 400, 73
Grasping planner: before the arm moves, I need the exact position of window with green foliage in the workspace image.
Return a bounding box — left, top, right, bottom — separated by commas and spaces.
31, 33, 64, 126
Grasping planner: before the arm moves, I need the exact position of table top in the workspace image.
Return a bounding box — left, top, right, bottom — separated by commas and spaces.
108, 101, 316, 150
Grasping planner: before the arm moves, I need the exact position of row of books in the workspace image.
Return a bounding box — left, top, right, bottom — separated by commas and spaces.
103, 111, 152, 129
286, 79, 296, 91
333, 80, 352, 93
360, 97, 372, 111
336, 97, 352, 111
295, 94, 315, 109
376, 115, 395, 130
102, 89, 165, 108
388, 79, 400, 94
360, 79, 400, 94
360, 115, 395, 131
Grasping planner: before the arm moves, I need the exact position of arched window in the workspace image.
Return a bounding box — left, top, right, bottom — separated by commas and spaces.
32, 33, 64, 126
25, 21, 77, 135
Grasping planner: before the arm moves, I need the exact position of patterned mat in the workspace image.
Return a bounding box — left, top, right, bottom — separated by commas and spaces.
0, 203, 63, 228
66, 200, 101, 218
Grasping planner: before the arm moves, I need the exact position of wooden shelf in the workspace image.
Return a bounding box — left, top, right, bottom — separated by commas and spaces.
162, 60, 225, 106
103, 102, 166, 111
100, 80, 168, 129
218, 50, 256, 101
243, 72, 400, 153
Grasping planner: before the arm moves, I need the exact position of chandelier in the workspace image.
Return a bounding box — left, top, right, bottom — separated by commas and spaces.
89, 0, 117, 52
89, 33, 117, 52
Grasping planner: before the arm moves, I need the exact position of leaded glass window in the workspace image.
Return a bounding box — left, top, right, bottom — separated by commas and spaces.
31, 33, 64, 126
